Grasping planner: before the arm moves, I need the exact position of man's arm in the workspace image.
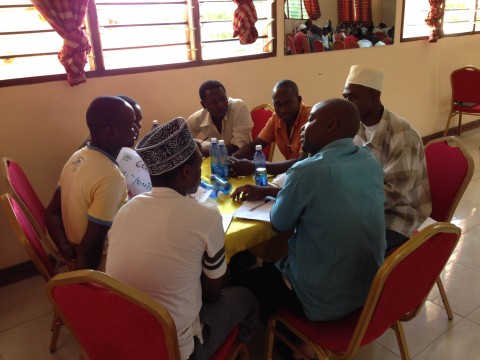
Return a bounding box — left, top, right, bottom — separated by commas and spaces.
201, 272, 227, 302
232, 137, 267, 160
225, 143, 239, 156
74, 220, 110, 270
229, 151, 307, 177
231, 184, 281, 202
45, 188, 76, 260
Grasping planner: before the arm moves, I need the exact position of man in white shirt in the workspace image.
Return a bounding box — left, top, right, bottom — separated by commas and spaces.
187, 80, 253, 156
107, 117, 258, 360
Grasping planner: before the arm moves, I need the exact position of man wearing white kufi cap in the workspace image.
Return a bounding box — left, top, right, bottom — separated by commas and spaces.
106, 117, 258, 360
343, 65, 432, 250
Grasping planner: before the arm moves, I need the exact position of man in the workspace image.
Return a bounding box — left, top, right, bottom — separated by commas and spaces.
293, 24, 308, 54
187, 80, 253, 156
230, 80, 311, 176
46, 96, 136, 269
343, 65, 432, 250
231, 99, 386, 326
106, 118, 258, 360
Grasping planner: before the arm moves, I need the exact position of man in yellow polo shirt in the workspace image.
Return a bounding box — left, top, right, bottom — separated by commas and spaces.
46, 96, 137, 270
230, 79, 311, 176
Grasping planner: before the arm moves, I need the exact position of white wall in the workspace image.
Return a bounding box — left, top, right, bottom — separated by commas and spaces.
1, 0, 479, 269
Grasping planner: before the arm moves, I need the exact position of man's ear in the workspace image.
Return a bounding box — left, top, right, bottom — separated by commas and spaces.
297, 96, 302, 103
200, 100, 206, 109
325, 118, 338, 134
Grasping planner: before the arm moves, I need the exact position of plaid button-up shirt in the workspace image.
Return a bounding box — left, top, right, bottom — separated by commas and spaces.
354, 108, 432, 237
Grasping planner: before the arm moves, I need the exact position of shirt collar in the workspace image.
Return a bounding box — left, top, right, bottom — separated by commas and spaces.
87, 143, 120, 166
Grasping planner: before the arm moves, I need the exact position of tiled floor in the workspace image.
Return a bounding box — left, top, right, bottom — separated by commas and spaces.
2, 132, 480, 360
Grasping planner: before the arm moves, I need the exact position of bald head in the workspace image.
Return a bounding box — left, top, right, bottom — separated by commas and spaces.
272, 80, 299, 97
86, 96, 134, 136
301, 99, 360, 155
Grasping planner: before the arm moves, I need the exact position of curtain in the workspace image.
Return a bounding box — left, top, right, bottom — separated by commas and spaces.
233, 0, 259, 44
303, 0, 321, 20
425, 0, 444, 43
338, 0, 372, 24
32, 0, 91, 86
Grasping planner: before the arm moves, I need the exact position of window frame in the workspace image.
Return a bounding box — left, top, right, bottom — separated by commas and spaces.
284, 0, 309, 20
0, 0, 276, 88
401, 0, 479, 42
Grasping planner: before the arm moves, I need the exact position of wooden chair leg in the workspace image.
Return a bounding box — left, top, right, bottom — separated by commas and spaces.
393, 321, 411, 360
49, 315, 62, 352
264, 316, 277, 360
457, 112, 463, 135
436, 277, 454, 320
443, 112, 455, 136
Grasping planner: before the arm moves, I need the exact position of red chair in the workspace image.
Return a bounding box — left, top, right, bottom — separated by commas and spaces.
422, 136, 474, 319
265, 223, 461, 360
346, 41, 359, 49
287, 35, 296, 55
443, 66, 480, 136
46, 270, 249, 360
374, 31, 385, 40
301, 35, 311, 54
251, 104, 274, 161
333, 40, 346, 50
312, 39, 325, 52
1, 193, 63, 352
1, 157, 73, 268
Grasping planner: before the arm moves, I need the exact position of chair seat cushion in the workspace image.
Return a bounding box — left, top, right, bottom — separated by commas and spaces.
277, 307, 378, 351
454, 103, 480, 112
209, 326, 239, 360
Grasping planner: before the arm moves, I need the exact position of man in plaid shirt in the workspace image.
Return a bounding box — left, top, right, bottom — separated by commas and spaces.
343, 65, 432, 250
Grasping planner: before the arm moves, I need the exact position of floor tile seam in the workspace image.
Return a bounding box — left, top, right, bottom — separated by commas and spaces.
463, 304, 480, 322
0, 310, 53, 333
372, 339, 402, 359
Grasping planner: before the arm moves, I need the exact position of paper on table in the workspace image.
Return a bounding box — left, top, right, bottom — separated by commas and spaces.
233, 196, 275, 222
188, 186, 213, 203
222, 214, 233, 233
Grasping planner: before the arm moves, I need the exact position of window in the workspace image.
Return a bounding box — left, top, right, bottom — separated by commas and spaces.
285, 0, 309, 19
0, 0, 275, 84
402, 0, 479, 40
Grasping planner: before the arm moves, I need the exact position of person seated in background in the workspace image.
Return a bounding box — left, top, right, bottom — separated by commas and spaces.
293, 24, 308, 54
344, 27, 361, 47
46, 96, 136, 270
230, 79, 311, 176
231, 99, 385, 356
357, 30, 374, 48
343, 65, 431, 250
187, 80, 253, 156
333, 25, 346, 42
321, 27, 332, 50
307, 24, 322, 51
106, 118, 258, 360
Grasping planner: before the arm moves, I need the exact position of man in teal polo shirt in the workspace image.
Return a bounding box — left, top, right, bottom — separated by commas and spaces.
231, 98, 386, 324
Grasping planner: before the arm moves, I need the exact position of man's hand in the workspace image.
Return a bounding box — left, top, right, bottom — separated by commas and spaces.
228, 157, 255, 177
231, 184, 270, 202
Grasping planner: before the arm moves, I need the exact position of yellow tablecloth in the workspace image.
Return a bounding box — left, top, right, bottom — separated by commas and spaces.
201, 160, 278, 261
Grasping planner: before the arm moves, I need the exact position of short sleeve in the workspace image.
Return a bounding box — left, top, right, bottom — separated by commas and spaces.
258, 116, 276, 144
202, 206, 227, 279
87, 175, 127, 226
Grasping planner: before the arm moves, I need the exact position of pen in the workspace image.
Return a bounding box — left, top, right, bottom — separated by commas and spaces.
249, 198, 272, 212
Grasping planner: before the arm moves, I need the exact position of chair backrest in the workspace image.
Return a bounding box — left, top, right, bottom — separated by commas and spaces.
2, 157, 46, 233
451, 66, 480, 105
312, 39, 324, 52
346, 41, 359, 49
46, 269, 181, 360
374, 31, 385, 40
333, 40, 345, 50
345, 223, 461, 354
1, 193, 56, 281
425, 136, 474, 222
287, 35, 296, 54
251, 104, 274, 159
301, 36, 311, 53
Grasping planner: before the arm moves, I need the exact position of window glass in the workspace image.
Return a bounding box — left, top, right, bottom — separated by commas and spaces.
284, 0, 308, 20
0, 0, 274, 84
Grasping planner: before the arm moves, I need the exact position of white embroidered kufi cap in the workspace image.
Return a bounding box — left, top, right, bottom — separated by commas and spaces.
135, 117, 196, 176
345, 65, 384, 92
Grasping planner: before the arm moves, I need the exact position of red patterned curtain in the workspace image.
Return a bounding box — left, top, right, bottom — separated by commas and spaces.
303, 0, 321, 20
32, 0, 91, 86
425, 0, 444, 43
338, 0, 372, 24
232, 0, 259, 44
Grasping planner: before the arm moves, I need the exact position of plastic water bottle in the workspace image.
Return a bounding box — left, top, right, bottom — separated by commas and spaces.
152, 120, 159, 130
254, 145, 267, 186
200, 179, 217, 198
210, 174, 232, 195
217, 140, 229, 178
209, 138, 219, 175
